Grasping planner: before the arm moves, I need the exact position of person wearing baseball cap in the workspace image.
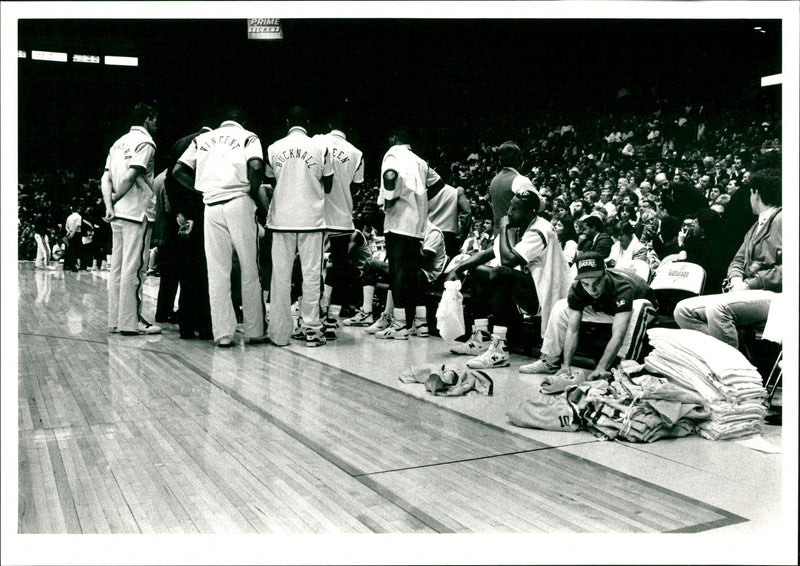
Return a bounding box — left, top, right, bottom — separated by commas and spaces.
519, 251, 656, 380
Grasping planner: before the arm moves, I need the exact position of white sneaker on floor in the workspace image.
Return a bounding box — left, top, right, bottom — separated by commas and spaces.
121, 321, 162, 336
366, 312, 392, 334
343, 308, 374, 327
466, 337, 509, 369
411, 318, 429, 338
375, 321, 409, 340
305, 329, 327, 347
519, 359, 560, 374
450, 327, 492, 355
322, 316, 339, 340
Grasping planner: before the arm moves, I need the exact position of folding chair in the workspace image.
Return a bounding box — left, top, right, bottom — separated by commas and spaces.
614, 259, 651, 283
648, 261, 706, 328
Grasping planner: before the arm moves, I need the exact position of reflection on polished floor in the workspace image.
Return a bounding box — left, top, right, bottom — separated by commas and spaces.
15, 263, 786, 536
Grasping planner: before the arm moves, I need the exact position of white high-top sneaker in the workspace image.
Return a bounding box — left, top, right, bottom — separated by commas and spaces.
366, 312, 393, 334
450, 324, 492, 355
375, 319, 409, 340
466, 335, 509, 369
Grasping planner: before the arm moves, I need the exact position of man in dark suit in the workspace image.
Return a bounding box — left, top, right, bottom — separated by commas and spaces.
164, 126, 213, 340
577, 214, 613, 259
653, 172, 707, 220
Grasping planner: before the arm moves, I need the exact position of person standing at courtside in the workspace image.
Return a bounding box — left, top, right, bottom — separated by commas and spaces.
173, 108, 268, 347
101, 103, 162, 336
264, 106, 333, 347
376, 127, 445, 339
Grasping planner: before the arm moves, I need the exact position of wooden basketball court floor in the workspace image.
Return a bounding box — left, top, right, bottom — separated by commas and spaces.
10, 263, 791, 546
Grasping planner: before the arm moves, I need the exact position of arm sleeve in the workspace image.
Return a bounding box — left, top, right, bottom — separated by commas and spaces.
353, 155, 365, 184
726, 232, 750, 280
566, 284, 585, 311
245, 135, 264, 163
425, 166, 442, 187
177, 139, 198, 169
423, 228, 444, 255
594, 233, 613, 259
513, 227, 547, 264
130, 141, 156, 173
612, 287, 635, 314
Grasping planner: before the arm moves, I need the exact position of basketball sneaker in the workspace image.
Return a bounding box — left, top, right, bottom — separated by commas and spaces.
366, 312, 392, 334
375, 320, 409, 340
466, 336, 509, 369
450, 326, 492, 355
343, 308, 373, 327
323, 316, 339, 340
518, 359, 560, 374
305, 329, 327, 348
411, 317, 429, 338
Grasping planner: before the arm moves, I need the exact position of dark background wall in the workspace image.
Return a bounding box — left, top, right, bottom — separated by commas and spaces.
18, 18, 781, 178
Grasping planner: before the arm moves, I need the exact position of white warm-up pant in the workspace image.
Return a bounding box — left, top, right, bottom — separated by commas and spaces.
108, 218, 150, 332
268, 231, 325, 346
204, 196, 264, 342
34, 233, 50, 267
540, 298, 655, 364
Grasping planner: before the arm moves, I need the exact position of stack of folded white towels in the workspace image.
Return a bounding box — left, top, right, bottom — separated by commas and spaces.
644, 328, 767, 440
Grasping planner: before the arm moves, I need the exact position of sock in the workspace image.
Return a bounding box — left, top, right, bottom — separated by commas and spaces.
329, 304, 341, 320
415, 305, 426, 320
492, 325, 508, 341
474, 318, 490, 337
361, 286, 374, 313
393, 307, 406, 327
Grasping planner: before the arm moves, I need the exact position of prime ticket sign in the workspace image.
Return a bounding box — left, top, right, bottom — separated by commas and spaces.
248, 19, 283, 40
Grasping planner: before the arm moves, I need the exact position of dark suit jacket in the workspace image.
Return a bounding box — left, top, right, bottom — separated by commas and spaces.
578, 231, 613, 259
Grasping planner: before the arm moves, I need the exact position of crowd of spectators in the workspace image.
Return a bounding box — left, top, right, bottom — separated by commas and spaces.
19, 99, 781, 292
18, 170, 111, 268
347, 102, 780, 291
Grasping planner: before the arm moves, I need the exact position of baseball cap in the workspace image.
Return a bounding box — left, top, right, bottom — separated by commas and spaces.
574, 252, 606, 280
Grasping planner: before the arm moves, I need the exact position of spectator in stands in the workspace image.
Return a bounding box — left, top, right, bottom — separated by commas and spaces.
661, 209, 727, 293
674, 169, 781, 349
653, 172, 708, 220
606, 221, 651, 269
458, 218, 486, 256
598, 186, 617, 219
577, 214, 613, 259
553, 215, 579, 265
